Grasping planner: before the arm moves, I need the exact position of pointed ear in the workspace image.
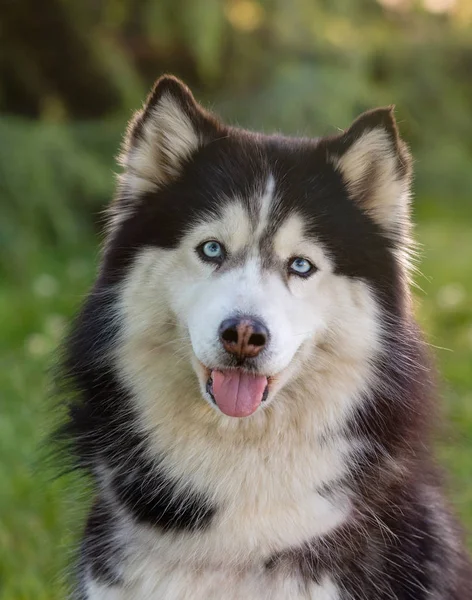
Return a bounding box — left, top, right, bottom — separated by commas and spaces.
328, 107, 412, 239
119, 75, 223, 194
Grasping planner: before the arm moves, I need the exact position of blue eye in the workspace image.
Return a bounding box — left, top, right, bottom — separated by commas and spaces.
288, 257, 316, 277
198, 240, 226, 263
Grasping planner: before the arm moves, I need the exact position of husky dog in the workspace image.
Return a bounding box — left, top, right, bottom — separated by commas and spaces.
60, 75, 471, 599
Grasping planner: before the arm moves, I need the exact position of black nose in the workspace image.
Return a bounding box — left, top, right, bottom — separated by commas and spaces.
218, 316, 269, 359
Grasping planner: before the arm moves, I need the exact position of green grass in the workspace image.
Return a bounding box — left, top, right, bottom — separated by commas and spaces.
1, 204, 471, 599
0, 242, 97, 599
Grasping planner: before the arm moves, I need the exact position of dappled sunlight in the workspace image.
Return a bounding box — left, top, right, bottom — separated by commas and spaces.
225, 0, 265, 31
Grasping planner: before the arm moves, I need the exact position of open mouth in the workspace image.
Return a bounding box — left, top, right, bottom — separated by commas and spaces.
205, 369, 270, 418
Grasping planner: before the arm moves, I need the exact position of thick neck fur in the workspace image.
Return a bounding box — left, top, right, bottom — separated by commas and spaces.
62, 270, 433, 570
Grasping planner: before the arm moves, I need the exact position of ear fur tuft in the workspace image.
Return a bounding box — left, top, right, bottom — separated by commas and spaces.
329, 106, 412, 239
118, 75, 222, 195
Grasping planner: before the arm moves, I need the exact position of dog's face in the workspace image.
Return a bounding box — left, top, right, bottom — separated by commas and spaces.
159, 183, 347, 418
105, 76, 411, 420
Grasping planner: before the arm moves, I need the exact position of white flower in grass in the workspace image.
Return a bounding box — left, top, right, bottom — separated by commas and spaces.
25, 334, 51, 357
437, 283, 466, 310
33, 274, 59, 298
44, 314, 66, 340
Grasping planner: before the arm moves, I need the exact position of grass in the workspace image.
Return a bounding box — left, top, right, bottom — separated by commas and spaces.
0, 242, 96, 599
1, 197, 471, 598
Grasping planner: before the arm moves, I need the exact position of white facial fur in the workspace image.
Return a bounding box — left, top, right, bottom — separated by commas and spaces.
114, 173, 382, 424
173, 215, 332, 372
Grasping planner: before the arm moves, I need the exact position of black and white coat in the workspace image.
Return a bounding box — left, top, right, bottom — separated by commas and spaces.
58, 76, 472, 599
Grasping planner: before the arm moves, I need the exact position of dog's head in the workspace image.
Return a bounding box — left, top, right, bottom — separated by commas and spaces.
103, 76, 412, 421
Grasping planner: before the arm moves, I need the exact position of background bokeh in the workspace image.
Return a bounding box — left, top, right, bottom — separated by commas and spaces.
1, 0, 471, 597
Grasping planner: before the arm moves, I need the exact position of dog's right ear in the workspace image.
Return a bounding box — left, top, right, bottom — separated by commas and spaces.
119, 75, 223, 194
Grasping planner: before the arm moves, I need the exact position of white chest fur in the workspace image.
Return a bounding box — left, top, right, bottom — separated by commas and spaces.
109, 324, 366, 598
95, 421, 351, 600
92, 407, 352, 599
126, 414, 353, 565
86, 568, 340, 600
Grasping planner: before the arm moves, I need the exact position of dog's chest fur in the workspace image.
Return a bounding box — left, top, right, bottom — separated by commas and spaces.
85, 398, 354, 599
87, 568, 339, 600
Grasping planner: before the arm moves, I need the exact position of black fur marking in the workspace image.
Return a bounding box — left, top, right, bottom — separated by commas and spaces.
58, 290, 215, 534
104, 135, 270, 285
264, 138, 403, 314
79, 497, 123, 586
110, 452, 215, 532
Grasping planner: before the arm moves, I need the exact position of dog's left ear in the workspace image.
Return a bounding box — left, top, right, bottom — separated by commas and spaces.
328, 107, 412, 240
119, 75, 223, 194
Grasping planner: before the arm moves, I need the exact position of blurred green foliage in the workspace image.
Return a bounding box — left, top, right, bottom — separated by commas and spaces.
0, 0, 471, 597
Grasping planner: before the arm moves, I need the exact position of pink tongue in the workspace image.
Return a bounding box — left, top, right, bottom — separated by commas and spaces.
211, 370, 268, 418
